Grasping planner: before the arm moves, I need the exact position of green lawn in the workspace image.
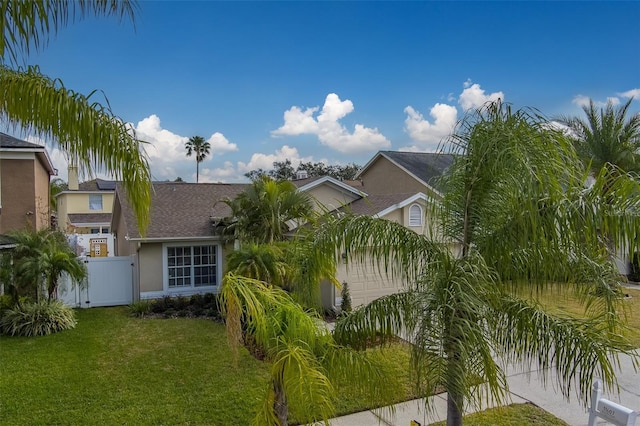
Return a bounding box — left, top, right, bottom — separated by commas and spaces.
0, 307, 270, 425
429, 403, 570, 426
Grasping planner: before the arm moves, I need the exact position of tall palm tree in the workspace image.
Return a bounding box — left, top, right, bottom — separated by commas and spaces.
185, 135, 210, 183
310, 101, 640, 426
222, 175, 315, 244
559, 98, 640, 177
1, 1, 151, 234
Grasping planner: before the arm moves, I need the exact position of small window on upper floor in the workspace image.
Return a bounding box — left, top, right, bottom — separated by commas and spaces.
89, 194, 103, 211
409, 204, 423, 227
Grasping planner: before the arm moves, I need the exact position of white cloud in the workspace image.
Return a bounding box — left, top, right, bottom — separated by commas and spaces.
403, 103, 458, 151
199, 161, 238, 183
272, 93, 391, 154
618, 88, 640, 99
572, 95, 621, 108
459, 80, 504, 110
207, 132, 238, 153
236, 145, 313, 174
133, 114, 237, 181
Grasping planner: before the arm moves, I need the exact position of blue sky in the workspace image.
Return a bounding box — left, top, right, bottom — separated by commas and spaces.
22, 1, 640, 183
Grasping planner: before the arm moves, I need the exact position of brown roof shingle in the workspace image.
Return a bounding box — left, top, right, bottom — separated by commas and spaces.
345, 193, 421, 216
117, 182, 249, 239
68, 213, 112, 225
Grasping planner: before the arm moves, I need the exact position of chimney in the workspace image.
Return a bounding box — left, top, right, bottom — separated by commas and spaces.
296, 170, 308, 180
68, 165, 79, 190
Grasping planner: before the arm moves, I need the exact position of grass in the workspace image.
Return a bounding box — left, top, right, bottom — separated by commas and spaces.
525, 286, 640, 347
0, 307, 270, 425
429, 403, 570, 426
0, 307, 426, 425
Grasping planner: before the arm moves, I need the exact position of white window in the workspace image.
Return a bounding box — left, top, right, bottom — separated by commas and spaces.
409, 204, 423, 226
166, 244, 218, 289
89, 194, 103, 211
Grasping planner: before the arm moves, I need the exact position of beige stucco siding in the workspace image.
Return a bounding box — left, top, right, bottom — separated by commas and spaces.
139, 243, 163, 292
306, 184, 360, 213
0, 158, 37, 232
57, 192, 114, 232
33, 156, 51, 229
359, 157, 429, 196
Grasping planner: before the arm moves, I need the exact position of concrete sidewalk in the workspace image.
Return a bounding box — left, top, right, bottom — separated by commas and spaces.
328, 352, 639, 426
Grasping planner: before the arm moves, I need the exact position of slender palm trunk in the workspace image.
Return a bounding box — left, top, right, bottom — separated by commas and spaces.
196, 160, 200, 183
274, 381, 288, 426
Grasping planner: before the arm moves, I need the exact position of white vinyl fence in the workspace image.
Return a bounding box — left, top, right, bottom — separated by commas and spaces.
59, 256, 134, 308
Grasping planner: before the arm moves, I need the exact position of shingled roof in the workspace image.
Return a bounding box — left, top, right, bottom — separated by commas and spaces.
77, 179, 116, 191
0, 132, 43, 149
357, 151, 454, 192
345, 192, 422, 216
68, 213, 112, 225
116, 182, 249, 240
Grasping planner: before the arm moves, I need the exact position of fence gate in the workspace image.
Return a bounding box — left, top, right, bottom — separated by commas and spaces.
59, 256, 134, 308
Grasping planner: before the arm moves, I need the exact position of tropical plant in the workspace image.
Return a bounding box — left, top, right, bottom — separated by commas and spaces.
219, 273, 398, 426
558, 98, 640, 177
49, 177, 67, 212
1, 0, 151, 234
185, 135, 211, 183
222, 175, 315, 244
0, 299, 76, 336
3, 229, 86, 303
310, 101, 640, 426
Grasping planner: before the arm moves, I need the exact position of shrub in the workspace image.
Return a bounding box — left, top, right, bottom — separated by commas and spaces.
128, 300, 151, 317
0, 300, 76, 337
340, 281, 352, 314
630, 252, 640, 283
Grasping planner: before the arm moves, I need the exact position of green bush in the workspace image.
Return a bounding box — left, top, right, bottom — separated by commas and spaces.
0, 300, 77, 337
630, 252, 640, 283
128, 300, 151, 317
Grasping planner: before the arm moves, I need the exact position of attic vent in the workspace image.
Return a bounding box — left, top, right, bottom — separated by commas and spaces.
296, 170, 308, 180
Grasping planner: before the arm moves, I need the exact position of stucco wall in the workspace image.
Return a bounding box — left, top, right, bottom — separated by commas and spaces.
139, 243, 163, 292
359, 157, 429, 196
57, 191, 114, 232
33, 156, 51, 229
305, 184, 360, 212
0, 158, 37, 232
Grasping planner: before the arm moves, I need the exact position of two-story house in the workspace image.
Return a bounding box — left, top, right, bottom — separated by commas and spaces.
0, 132, 56, 233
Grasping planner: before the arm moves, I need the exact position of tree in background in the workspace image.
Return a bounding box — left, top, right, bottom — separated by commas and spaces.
311, 101, 640, 426
185, 135, 211, 183
49, 177, 67, 213
1, 1, 151, 234
244, 160, 361, 181
558, 98, 640, 177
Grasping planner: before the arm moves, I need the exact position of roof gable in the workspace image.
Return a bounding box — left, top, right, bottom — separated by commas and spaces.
0, 132, 56, 175
356, 150, 454, 193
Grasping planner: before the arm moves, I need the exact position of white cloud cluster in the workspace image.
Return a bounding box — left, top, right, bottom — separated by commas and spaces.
134, 114, 238, 181
459, 80, 504, 111
402, 80, 504, 151
573, 88, 639, 109
237, 145, 313, 174
272, 93, 391, 154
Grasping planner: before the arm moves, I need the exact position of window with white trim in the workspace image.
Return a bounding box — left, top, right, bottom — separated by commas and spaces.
167, 245, 218, 288
409, 204, 423, 227
89, 194, 103, 210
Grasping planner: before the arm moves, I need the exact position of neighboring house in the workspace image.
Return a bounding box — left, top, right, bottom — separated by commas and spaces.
355, 150, 454, 197
56, 174, 116, 257
109, 151, 454, 306
0, 132, 56, 233
111, 182, 248, 300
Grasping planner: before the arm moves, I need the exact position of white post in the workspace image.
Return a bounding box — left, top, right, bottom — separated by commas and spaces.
588, 378, 638, 426
588, 379, 603, 426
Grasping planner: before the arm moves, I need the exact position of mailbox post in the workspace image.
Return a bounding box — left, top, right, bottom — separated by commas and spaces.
588, 379, 638, 426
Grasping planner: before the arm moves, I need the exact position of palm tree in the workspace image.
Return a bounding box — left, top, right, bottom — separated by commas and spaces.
1, 1, 151, 234
310, 101, 640, 426
49, 177, 67, 214
185, 135, 211, 183
4, 229, 86, 303
558, 98, 640, 177
222, 175, 315, 244
219, 273, 398, 426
